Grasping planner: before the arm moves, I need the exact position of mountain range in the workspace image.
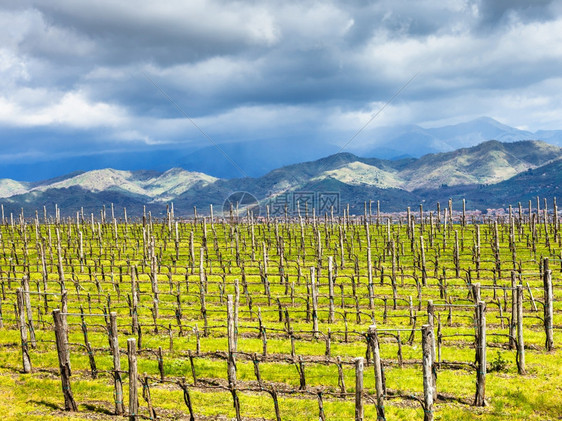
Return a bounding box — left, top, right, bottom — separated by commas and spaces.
1, 139, 561, 217
4, 117, 562, 182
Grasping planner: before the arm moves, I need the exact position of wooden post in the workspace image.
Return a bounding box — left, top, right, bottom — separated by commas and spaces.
328, 256, 335, 323
16, 288, 32, 373
226, 295, 241, 421
516, 285, 526, 375
367, 324, 385, 420
128, 338, 138, 420
21, 276, 36, 348
543, 258, 554, 351
474, 301, 486, 406
227, 295, 237, 387
311, 267, 319, 339
52, 309, 77, 411
421, 325, 434, 421
420, 235, 427, 285
199, 249, 208, 336
367, 245, 375, 309
509, 271, 517, 350
355, 357, 364, 421
130, 268, 139, 336
108, 312, 125, 415
325, 328, 331, 358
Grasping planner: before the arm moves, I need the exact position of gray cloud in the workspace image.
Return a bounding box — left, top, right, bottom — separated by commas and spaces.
1, 0, 562, 176
478, 0, 557, 26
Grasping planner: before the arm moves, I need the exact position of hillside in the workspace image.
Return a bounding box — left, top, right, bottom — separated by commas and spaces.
1, 140, 561, 216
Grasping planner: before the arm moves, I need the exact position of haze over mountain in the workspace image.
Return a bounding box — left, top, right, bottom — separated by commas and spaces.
346, 117, 562, 159
4, 117, 562, 181
1, 139, 560, 217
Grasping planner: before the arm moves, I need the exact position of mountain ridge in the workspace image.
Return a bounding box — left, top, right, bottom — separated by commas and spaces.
1, 139, 561, 216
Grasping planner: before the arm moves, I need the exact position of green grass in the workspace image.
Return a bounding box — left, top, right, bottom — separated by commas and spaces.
0, 218, 560, 419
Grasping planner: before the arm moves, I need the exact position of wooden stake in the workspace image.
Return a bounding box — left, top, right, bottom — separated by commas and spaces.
367, 324, 385, 420
516, 285, 526, 375
16, 288, 31, 373
52, 309, 77, 411
128, 338, 138, 420
355, 357, 364, 421
108, 312, 125, 415
543, 258, 554, 351
421, 325, 434, 421
474, 301, 487, 407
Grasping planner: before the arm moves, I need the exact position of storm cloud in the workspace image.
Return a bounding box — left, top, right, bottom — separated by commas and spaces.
1, 0, 562, 178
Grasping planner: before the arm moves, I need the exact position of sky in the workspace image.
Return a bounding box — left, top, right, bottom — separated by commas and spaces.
2, 0, 562, 179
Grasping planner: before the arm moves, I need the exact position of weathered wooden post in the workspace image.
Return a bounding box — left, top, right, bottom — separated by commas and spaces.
130, 268, 139, 336
21, 276, 36, 348
108, 312, 125, 415
227, 295, 237, 386
128, 338, 138, 420
509, 271, 517, 350
16, 288, 32, 373
474, 301, 486, 406
427, 300, 437, 398
328, 256, 335, 323
367, 324, 385, 420
311, 267, 319, 339
355, 357, 364, 421
52, 309, 77, 411
199, 249, 208, 336
516, 285, 526, 375
227, 295, 241, 421
421, 325, 434, 421
543, 258, 554, 351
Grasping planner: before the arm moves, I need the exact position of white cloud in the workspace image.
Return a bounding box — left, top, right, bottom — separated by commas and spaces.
0, 90, 128, 128
1, 0, 562, 166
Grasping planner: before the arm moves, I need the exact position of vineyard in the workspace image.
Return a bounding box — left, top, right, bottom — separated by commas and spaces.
0, 201, 560, 420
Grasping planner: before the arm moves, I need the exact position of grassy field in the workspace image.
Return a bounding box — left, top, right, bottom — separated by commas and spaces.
0, 208, 560, 420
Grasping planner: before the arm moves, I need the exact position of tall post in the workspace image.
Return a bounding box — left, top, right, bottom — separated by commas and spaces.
328, 256, 335, 324
16, 288, 32, 373
227, 295, 237, 387
509, 271, 517, 350
474, 301, 486, 406
355, 357, 364, 421
421, 325, 434, 421
311, 267, 319, 339
367, 324, 385, 420
109, 312, 125, 415
227, 295, 241, 421
21, 276, 36, 348
516, 285, 526, 375
543, 258, 554, 351
131, 268, 139, 336
52, 309, 77, 411
128, 338, 138, 420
